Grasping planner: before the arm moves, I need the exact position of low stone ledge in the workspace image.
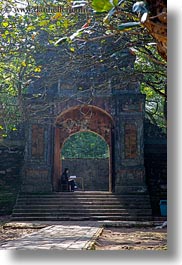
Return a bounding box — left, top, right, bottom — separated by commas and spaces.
83, 227, 104, 250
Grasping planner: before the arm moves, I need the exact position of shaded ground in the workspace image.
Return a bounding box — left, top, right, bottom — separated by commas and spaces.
95, 227, 167, 250
0, 216, 41, 247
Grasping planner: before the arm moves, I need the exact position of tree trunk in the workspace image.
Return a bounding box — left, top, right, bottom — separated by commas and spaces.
145, 0, 167, 61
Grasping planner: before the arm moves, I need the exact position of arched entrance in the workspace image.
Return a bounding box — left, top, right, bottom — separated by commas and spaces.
53, 105, 113, 192
61, 131, 110, 191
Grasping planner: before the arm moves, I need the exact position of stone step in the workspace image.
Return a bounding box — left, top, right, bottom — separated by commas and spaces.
16, 197, 151, 203
13, 209, 151, 216
17, 193, 150, 198
17, 198, 150, 204
12, 192, 152, 221
13, 202, 148, 209
13, 208, 152, 214
16, 193, 150, 198
11, 215, 152, 221
14, 193, 151, 200
14, 204, 151, 210
18, 192, 150, 195
12, 211, 152, 217
15, 198, 151, 203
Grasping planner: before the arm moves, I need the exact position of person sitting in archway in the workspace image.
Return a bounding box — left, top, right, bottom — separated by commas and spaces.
60, 168, 75, 192
60, 168, 69, 192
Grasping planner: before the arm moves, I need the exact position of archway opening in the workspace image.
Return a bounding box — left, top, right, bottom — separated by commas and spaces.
53, 105, 113, 192
61, 131, 110, 191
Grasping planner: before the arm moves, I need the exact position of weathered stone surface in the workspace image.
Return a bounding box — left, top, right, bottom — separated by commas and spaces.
21, 34, 147, 193
31, 125, 45, 158
0, 33, 166, 211
0, 20, 167, 218
0, 143, 24, 214
21, 166, 52, 193
124, 124, 138, 159
144, 120, 167, 215
62, 158, 109, 191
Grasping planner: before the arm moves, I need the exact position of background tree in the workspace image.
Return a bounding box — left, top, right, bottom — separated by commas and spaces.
0, 0, 78, 138
61, 132, 109, 159
134, 45, 167, 129
88, 0, 167, 129
0, 0, 167, 140
90, 0, 167, 61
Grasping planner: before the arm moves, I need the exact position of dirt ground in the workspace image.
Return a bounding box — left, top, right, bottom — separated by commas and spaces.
0, 216, 167, 250
0, 216, 41, 247
95, 227, 167, 250
0, 226, 38, 246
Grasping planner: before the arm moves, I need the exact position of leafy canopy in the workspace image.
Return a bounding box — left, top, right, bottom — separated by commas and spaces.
61, 132, 109, 159
0, 0, 167, 140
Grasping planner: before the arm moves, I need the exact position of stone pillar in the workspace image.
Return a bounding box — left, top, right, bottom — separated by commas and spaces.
113, 93, 147, 194
21, 122, 53, 193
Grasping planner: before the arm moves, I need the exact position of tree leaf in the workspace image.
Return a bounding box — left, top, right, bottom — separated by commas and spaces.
70, 47, 75, 52
2, 21, 9, 27
21, 61, 27, 67
92, 0, 118, 12
52, 12, 62, 20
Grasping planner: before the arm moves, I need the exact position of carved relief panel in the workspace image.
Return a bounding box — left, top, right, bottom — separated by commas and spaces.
31, 124, 45, 159
124, 123, 138, 159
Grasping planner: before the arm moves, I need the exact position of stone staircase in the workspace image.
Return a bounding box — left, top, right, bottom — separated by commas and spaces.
11, 192, 152, 221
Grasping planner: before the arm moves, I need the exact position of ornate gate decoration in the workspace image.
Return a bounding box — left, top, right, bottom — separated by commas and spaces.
53, 105, 113, 191
21, 35, 147, 194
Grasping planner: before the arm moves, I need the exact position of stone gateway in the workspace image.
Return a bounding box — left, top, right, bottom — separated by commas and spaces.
21, 35, 147, 195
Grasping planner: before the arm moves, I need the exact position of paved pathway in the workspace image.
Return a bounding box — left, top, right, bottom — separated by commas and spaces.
0, 221, 103, 250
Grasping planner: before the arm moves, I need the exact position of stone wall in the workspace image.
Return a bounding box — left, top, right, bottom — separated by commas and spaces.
0, 142, 24, 214
113, 94, 146, 194
23, 32, 147, 194
62, 158, 109, 191
0, 120, 167, 216
144, 120, 167, 215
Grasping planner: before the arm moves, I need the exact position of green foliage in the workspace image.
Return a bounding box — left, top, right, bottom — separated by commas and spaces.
92, 0, 119, 12
134, 45, 167, 130
89, 0, 167, 129
61, 132, 109, 159
0, 0, 167, 137
0, 0, 78, 137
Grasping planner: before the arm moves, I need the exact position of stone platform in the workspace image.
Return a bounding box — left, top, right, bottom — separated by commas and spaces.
0, 221, 102, 250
